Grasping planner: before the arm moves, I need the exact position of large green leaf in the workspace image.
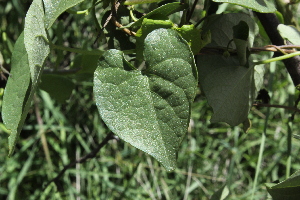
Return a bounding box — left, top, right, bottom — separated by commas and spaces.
202, 13, 259, 49
43, 0, 85, 29
24, 0, 50, 84
198, 55, 264, 126
2, 33, 30, 155
212, 0, 276, 13
278, 24, 300, 45
94, 29, 197, 170
266, 170, 300, 200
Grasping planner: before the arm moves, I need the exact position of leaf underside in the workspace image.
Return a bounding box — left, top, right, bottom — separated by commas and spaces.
94, 29, 197, 170
43, 0, 85, 29
277, 24, 300, 45
3, 0, 50, 156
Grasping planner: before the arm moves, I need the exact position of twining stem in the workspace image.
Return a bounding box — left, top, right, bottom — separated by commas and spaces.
200, 45, 300, 55
129, 6, 138, 22
254, 51, 300, 65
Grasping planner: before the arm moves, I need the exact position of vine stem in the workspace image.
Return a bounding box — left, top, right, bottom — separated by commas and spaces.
129, 6, 138, 22
199, 45, 300, 55
254, 51, 300, 65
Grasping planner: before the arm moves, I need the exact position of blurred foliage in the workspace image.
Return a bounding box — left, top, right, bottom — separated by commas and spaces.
1, 1, 300, 200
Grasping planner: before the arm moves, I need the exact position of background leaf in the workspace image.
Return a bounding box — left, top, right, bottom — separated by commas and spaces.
202, 13, 259, 49
278, 24, 300, 45
39, 74, 75, 103
198, 55, 264, 126
94, 29, 197, 170
212, 0, 276, 13
43, 0, 85, 29
72, 54, 101, 81
266, 170, 300, 200
198, 13, 262, 126
2, 32, 31, 156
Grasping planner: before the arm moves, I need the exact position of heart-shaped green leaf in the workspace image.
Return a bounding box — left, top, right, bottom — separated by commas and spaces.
94, 29, 197, 170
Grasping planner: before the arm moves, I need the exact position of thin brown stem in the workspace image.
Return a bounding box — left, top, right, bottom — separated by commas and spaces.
111, 2, 136, 36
